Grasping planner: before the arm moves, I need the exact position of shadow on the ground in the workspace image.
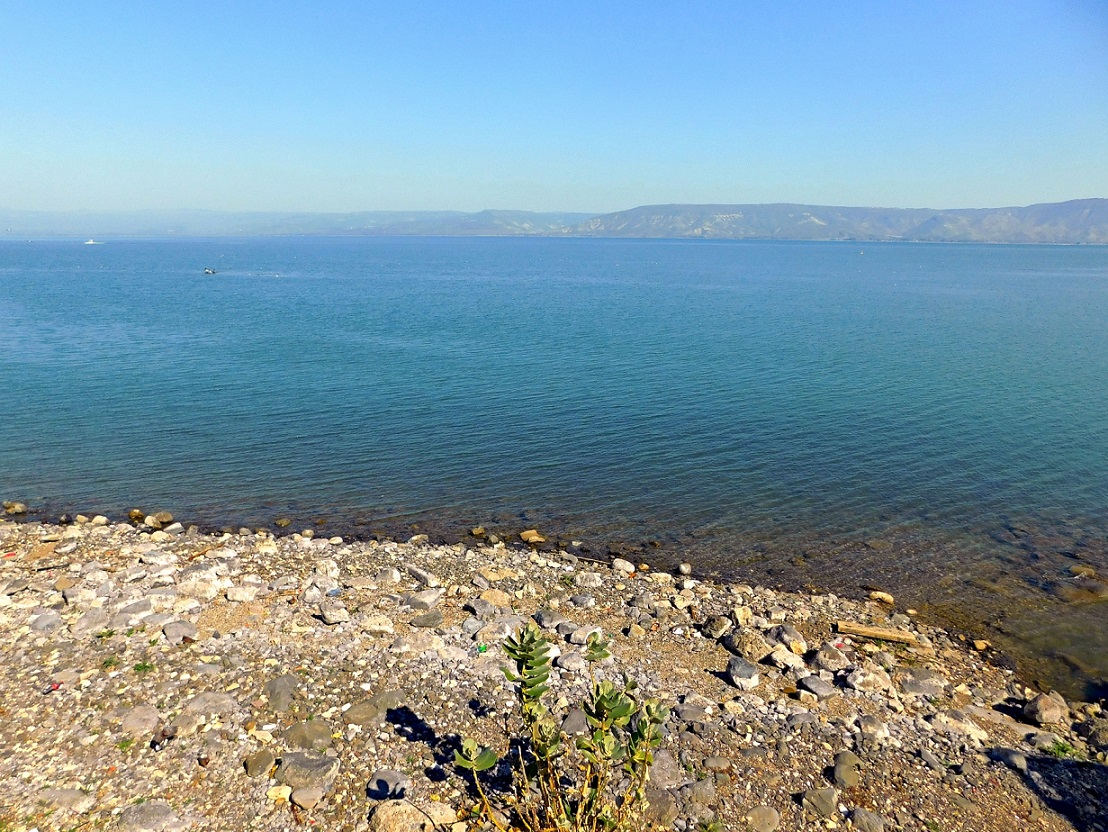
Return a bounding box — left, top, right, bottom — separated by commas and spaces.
1019, 752, 1108, 831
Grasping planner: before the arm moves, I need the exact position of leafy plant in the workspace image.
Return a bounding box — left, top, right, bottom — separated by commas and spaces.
1045, 739, 1082, 759
455, 622, 668, 832
116, 738, 134, 751
101, 656, 119, 669
133, 662, 155, 674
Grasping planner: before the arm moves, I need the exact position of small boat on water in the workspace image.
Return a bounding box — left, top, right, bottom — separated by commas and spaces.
204, 268, 218, 274
83, 239, 102, 245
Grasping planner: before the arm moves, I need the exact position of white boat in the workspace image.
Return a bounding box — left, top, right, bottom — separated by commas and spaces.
83, 239, 102, 245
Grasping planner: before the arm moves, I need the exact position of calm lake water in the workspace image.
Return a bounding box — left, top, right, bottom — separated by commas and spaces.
2, 237, 1106, 696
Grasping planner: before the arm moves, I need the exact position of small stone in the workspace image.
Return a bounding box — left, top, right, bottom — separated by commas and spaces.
276, 752, 341, 789
369, 801, 425, 832
359, 614, 396, 637
404, 589, 444, 610
745, 805, 780, 832
701, 615, 733, 639
163, 620, 199, 645
411, 610, 443, 628
291, 786, 325, 809
833, 750, 862, 788
520, 529, 545, 544
561, 708, 589, 735
868, 590, 894, 604
798, 675, 837, 701
366, 768, 410, 800
406, 565, 440, 587
318, 597, 351, 624
611, 557, 635, 574
244, 748, 277, 777
479, 588, 512, 607
267, 785, 293, 801
990, 747, 1028, 773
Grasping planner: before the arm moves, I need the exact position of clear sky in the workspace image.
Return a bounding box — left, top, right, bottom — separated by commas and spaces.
1, 1, 1106, 213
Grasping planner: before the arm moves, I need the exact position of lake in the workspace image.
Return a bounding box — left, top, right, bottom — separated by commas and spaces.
2, 236, 1106, 696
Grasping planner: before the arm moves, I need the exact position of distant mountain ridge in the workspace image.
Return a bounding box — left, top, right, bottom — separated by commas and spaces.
2, 199, 1106, 243
568, 199, 1108, 243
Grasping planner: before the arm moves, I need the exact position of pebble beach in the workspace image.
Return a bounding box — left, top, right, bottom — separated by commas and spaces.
1, 507, 1106, 832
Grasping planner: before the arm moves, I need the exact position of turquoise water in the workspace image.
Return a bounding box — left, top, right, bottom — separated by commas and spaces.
2, 237, 1106, 694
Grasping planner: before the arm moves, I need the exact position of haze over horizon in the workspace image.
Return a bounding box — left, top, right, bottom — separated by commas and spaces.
2, 1, 1106, 214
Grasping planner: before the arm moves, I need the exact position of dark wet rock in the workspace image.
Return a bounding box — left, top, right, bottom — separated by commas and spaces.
244, 748, 276, 778
276, 752, 341, 790
1077, 717, 1108, 750
800, 786, 838, 817
264, 674, 300, 712
283, 719, 334, 752
366, 768, 410, 800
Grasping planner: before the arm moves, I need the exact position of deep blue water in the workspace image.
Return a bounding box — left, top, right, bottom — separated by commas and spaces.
2, 237, 1106, 693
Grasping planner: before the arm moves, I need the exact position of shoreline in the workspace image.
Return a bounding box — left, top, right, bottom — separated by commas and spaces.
3, 499, 1105, 703
1, 515, 1106, 831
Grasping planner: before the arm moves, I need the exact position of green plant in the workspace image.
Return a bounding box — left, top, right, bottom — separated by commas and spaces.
101, 656, 119, 669
1045, 739, 1082, 759
455, 622, 668, 832
116, 738, 134, 751
133, 662, 154, 673
95, 630, 115, 639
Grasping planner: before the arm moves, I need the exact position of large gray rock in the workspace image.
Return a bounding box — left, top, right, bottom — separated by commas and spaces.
118, 800, 186, 831
121, 705, 161, 735
643, 785, 679, 828
244, 748, 276, 778
852, 808, 887, 832
276, 752, 341, 790
833, 750, 861, 788
40, 787, 95, 814
1023, 692, 1067, 726
801, 787, 838, 818
264, 674, 300, 712
283, 719, 334, 752
725, 656, 761, 690
798, 675, 837, 700
183, 691, 238, 715
649, 749, 690, 789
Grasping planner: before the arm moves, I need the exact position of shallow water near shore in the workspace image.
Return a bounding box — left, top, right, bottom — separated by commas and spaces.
2, 236, 1106, 696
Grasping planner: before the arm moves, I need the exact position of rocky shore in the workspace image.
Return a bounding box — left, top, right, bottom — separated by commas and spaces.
1, 511, 1105, 832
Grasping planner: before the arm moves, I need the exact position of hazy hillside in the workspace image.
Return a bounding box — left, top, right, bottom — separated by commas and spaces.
2, 200, 1106, 243
569, 199, 1108, 243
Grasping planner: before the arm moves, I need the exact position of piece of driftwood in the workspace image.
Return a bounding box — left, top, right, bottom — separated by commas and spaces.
834, 620, 919, 646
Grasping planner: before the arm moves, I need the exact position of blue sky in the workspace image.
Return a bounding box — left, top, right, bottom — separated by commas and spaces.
1, 1, 1105, 212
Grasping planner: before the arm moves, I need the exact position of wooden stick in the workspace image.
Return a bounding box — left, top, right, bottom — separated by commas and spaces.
834, 620, 919, 646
